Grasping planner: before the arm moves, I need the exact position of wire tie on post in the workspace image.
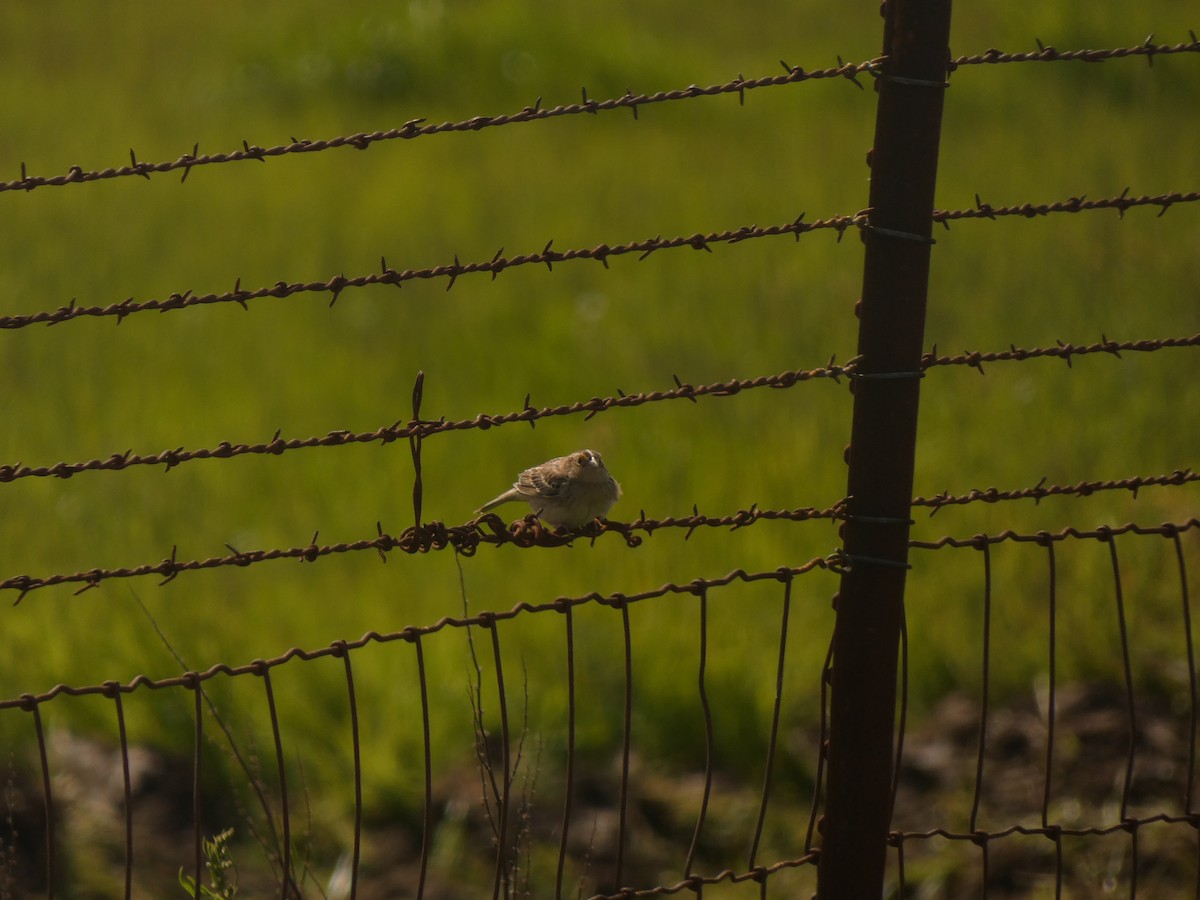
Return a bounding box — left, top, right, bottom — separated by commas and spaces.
839, 552, 912, 571
877, 73, 950, 89
862, 223, 937, 244
848, 369, 926, 382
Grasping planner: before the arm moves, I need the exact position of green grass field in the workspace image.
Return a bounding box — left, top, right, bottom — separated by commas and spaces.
2, 3, 1198, 895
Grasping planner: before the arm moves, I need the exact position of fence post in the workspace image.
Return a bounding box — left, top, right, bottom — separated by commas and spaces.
818, 1, 953, 897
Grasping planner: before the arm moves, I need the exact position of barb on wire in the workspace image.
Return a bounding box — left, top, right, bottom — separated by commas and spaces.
7, 503, 1198, 603
0, 506, 848, 602
920, 333, 1200, 373
0, 360, 855, 484
5, 325, 1196, 489
0, 560, 831, 708
914, 469, 1199, 515
936, 190, 1198, 228
949, 34, 1200, 70
4, 36, 1196, 199
0, 213, 869, 330
5, 188, 1197, 332
0, 58, 882, 197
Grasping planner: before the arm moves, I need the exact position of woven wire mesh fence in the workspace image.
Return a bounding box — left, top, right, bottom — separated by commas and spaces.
2, 5, 1199, 898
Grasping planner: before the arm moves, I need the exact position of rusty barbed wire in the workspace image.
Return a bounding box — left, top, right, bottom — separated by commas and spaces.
3, 327, 1196, 487
3, 188, 1196, 332
914, 469, 1199, 514
949, 32, 1200, 70
6, 505, 1196, 604
933, 188, 1199, 227
3, 36, 1196, 200
0, 561, 825, 708
0, 58, 882, 198
0, 362, 855, 484
920, 332, 1200, 372
0, 213, 868, 330
0, 507, 848, 603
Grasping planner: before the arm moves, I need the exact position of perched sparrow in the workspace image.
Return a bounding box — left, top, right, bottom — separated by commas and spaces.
477, 449, 621, 528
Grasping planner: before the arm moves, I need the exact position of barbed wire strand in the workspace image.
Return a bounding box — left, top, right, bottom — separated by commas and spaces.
0, 504, 844, 601
0, 362, 856, 484
913, 467, 1199, 515
0, 213, 865, 330
3, 189, 1197, 332
949, 33, 1200, 69
3, 330, 1197, 488
5, 498, 1197, 603
2, 36, 1196, 199
0, 59, 883, 198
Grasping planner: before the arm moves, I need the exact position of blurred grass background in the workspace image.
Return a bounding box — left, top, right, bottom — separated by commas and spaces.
1, 1, 1198, 894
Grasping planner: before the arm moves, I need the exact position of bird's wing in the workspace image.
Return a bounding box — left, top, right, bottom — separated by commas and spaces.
516, 463, 568, 498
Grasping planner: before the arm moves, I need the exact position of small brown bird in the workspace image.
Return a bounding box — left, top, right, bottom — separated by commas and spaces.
477, 449, 621, 528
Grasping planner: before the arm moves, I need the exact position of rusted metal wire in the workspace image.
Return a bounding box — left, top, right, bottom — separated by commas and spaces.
4, 330, 1195, 487
0, 363, 854, 484
0, 507, 846, 602
555, 605, 578, 900
189, 675, 204, 900
0, 562, 826, 710
0, 214, 867, 329
411, 634, 433, 898
747, 573, 793, 871
914, 468, 1200, 513
966, 544, 992, 838
257, 667, 293, 898
486, 620, 513, 900
615, 597, 633, 889
949, 33, 1200, 69
895, 813, 1200, 843
891, 521, 1200, 895
8, 519, 1197, 895
920, 333, 1200, 373
682, 586, 715, 880
582, 855, 819, 899
2, 36, 1194, 200
21, 696, 55, 897
1039, 542, 1062, 892
935, 188, 1199, 226
105, 681, 134, 900
4, 190, 1197, 332
3, 562, 827, 895
1105, 538, 1138, 828
908, 518, 1200, 551
6, 476, 1197, 601
0, 59, 882, 197
333, 642, 363, 900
